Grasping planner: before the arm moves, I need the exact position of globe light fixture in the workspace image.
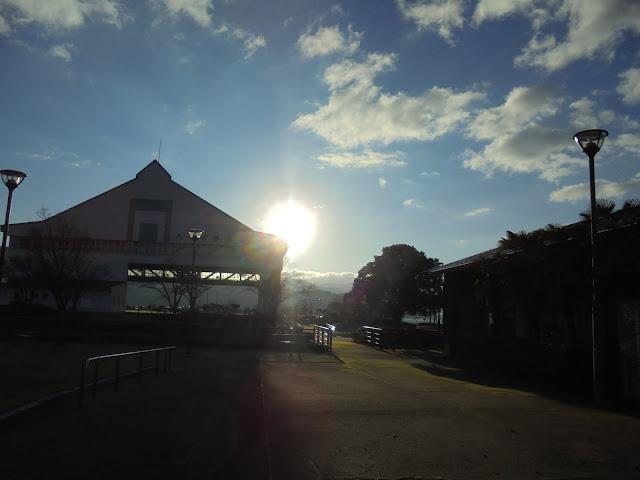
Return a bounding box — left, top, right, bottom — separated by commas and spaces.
1, 170, 27, 190
573, 129, 608, 407
0, 169, 27, 282
574, 129, 608, 156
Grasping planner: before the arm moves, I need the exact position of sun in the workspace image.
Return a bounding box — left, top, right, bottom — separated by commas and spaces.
264, 201, 315, 256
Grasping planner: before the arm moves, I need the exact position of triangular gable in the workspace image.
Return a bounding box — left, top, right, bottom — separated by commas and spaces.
135, 159, 171, 180
8, 160, 254, 242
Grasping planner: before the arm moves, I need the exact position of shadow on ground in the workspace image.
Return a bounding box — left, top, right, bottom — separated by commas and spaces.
379, 347, 638, 415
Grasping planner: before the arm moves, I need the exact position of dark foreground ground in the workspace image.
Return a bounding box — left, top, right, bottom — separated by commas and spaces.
2, 338, 640, 479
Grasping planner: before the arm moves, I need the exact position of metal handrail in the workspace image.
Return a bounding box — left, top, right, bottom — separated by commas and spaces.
363, 326, 384, 349
313, 324, 333, 353
79, 346, 175, 406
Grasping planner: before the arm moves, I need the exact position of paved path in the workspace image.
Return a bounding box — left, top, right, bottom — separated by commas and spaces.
2, 340, 640, 479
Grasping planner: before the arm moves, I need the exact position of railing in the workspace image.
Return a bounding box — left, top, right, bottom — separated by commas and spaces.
79, 346, 175, 406
313, 324, 333, 353
364, 326, 439, 350
364, 326, 384, 349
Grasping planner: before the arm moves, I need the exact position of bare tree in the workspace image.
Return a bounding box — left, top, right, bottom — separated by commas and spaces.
10, 207, 105, 311
6, 253, 39, 303
248, 259, 317, 318
185, 270, 211, 311
139, 267, 188, 314
138, 264, 210, 314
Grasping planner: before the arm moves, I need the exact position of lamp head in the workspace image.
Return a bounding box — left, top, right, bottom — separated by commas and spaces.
188, 228, 204, 241
1, 169, 27, 191
573, 129, 608, 157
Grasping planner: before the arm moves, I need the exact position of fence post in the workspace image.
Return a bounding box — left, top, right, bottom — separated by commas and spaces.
92, 359, 99, 400
138, 353, 144, 383
114, 357, 120, 392
79, 360, 86, 407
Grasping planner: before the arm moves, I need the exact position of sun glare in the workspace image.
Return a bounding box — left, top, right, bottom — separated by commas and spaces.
264, 201, 315, 256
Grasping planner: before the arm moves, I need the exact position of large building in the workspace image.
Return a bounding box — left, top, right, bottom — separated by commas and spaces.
1, 160, 287, 312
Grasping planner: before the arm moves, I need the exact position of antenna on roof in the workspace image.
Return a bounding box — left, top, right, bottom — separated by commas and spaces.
157, 139, 162, 162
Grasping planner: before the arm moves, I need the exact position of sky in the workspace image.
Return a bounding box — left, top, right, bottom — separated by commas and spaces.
1, 0, 640, 294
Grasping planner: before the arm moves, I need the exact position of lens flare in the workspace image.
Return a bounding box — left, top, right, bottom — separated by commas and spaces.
264, 201, 315, 256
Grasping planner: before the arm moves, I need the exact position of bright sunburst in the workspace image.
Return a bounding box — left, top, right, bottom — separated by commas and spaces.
264, 201, 315, 256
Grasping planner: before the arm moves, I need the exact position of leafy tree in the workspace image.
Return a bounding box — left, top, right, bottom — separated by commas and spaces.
346, 244, 442, 327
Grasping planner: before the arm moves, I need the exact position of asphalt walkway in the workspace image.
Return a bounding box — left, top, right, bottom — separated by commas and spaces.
2, 340, 640, 479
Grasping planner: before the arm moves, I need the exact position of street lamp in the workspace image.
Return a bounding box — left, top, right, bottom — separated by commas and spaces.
0, 169, 27, 283
573, 128, 608, 406
188, 228, 204, 272
186, 228, 203, 356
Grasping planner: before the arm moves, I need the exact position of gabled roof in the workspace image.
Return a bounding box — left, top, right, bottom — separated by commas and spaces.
429, 248, 500, 274
135, 159, 171, 180
6, 160, 260, 241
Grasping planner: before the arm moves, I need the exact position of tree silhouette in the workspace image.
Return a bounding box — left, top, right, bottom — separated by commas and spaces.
472, 198, 640, 344
346, 244, 441, 327
9, 207, 105, 311
246, 258, 316, 319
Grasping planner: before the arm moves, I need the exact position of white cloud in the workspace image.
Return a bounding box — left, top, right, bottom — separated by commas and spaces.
464, 85, 584, 182
396, 0, 465, 44
292, 269, 356, 293
568, 96, 624, 131
0, 14, 10, 35
420, 171, 440, 177
29, 146, 78, 162
472, 0, 549, 28
378, 177, 387, 188
538, 153, 584, 183
514, 0, 640, 72
152, 0, 213, 28
0, 0, 129, 32
317, 150, 407, 169
233, 28, 266, 59
149, 1, 265, 59
49, 43, 73, 62
464, 207, 491, 217
71, 159, 101, 168
292, 53, 484, 149
297, 25, 361, 58
467, 85, 557, 140
618, 68, 640, 105
549, 173, 640, 203
568, 97, 618, 130
403, 198, 424, 208
613, 133, 640, 156
464, 125, 575, 180
472, 0, 531, 21
185, 120, 205, 135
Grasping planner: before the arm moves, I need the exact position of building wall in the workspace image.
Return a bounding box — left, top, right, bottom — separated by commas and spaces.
3, 161, 286, 313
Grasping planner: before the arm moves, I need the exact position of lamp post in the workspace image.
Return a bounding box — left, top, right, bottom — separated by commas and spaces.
0, 169, 27, 283
573, 129, 608, 406
188, 228, 204, 308
186, 228, 203, 357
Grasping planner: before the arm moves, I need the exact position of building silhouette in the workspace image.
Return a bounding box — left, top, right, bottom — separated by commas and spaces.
1, 160, 287, 312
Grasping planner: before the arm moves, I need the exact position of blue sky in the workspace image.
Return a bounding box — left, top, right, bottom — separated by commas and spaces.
1, 0, 639, 293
